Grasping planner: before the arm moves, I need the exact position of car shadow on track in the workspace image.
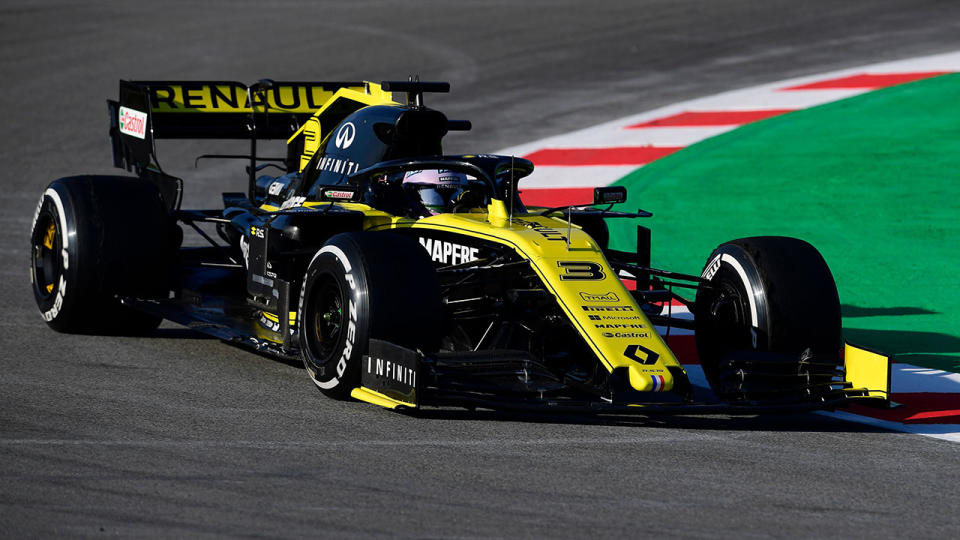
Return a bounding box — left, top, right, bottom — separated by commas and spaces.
844, 327, 960, 372
841, 304, 960, 370
408, 408, 890, 433
842, 305, 937, 317
151, 327, 219, 340
148, 328, 307, 368
144, 323, 935, 435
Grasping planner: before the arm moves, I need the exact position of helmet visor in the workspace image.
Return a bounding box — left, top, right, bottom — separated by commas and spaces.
413, 184, 464, 214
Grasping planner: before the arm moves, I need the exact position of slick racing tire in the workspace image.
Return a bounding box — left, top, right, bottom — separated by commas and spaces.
29, 176, 174, 335
693, 236, 842, 402
299, 232, 443, 400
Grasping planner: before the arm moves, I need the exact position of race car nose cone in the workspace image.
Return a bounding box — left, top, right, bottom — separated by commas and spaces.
628, 365, 674, 393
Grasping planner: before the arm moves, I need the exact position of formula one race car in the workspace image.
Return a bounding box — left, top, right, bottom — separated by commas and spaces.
29, 79, 892, 414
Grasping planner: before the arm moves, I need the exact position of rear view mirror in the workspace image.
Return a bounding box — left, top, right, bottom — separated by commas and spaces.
594, 186, 627, 205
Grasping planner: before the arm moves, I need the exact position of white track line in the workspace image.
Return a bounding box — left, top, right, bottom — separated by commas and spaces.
498, 50, 960, 168
521, 126, 735, 150
818, 411, 960, 444
519, 165, 640, 188
890, 365, 960, 393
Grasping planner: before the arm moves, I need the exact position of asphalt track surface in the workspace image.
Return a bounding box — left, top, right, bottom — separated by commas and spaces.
3, 1, 960, 537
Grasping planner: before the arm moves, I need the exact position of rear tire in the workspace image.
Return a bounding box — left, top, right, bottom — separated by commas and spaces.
29, 176, 174, 335
298, 232, 443, 399
694, 236, 842, 401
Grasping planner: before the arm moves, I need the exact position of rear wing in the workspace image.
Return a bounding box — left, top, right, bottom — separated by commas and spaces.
108, 80, 368, 168
107, 80, 370, 206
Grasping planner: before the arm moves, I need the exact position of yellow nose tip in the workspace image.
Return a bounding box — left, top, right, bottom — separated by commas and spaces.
628, 365, 673, 392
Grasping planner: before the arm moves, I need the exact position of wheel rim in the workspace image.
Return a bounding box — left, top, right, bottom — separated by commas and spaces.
32, 214, 60, 301
308, 276, 344, 360
700, 269, 755, 353
709, 282, 749, 333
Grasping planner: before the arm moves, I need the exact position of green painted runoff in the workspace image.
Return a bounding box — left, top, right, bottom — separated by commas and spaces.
610, 73, 960, 372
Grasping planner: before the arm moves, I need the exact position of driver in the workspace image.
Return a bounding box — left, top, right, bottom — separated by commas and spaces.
402, 169, 471, 215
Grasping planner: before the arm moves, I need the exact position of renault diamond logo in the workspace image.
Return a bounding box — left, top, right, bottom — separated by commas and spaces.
335, 122, 356, 149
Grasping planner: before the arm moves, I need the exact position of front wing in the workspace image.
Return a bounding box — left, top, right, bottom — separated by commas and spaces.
352, 340, 893, 415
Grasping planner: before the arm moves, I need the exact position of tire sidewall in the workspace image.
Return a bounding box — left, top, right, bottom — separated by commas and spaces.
299, 240, 371, 397
30, 183, 85, 329
698, 243, 769, 351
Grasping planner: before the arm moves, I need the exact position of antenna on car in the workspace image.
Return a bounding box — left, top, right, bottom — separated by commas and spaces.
509, 155, 515, 226
410, 74, 421, 107
244, 79, 274, 200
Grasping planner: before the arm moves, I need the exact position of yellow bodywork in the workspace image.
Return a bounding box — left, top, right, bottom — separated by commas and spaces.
262, 311, 297, 326
266, 195, 682, 394
844, 342, 891, 401
361, 200, 684, 394
351, 387, 415, 409
287, 83, 399, 172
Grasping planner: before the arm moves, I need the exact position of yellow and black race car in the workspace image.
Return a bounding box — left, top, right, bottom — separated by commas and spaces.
29, 79, 891, 414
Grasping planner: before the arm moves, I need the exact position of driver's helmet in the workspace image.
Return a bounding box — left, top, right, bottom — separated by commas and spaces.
402, 169, 470, 215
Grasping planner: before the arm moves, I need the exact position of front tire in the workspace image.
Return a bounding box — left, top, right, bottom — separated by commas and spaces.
298, 232, 442, 399
694, 236, 842, 402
